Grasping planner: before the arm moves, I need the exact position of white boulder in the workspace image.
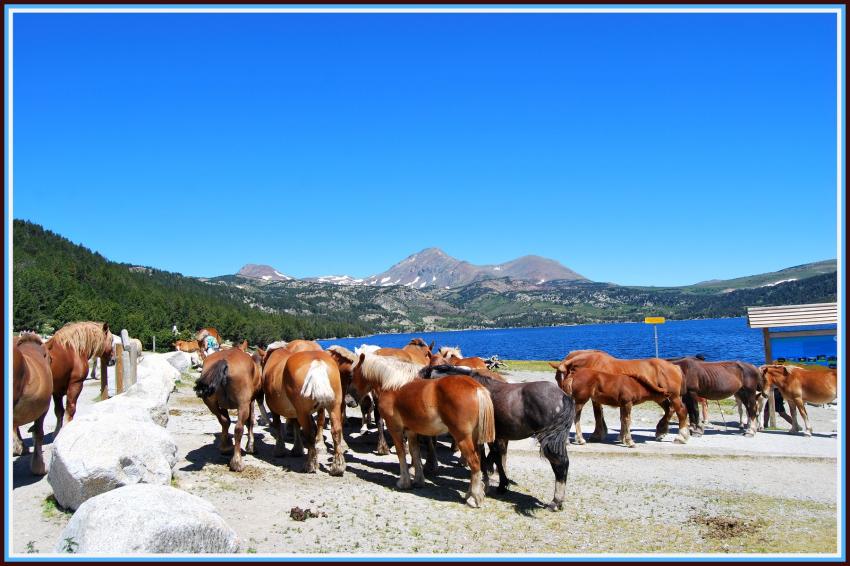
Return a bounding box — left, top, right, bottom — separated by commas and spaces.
55, 485, 239, 554
163, 351, 193, 373
48, 414, 178, 510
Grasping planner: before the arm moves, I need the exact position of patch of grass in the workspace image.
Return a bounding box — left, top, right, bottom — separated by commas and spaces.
60, 537, 78, 554
25, 541, 36, 554
41, 495, 71, 520
502, 360, 558, 372
246, 547, 257, 554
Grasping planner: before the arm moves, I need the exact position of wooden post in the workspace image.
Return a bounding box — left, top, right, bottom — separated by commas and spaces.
128, 343, 138, 388
762, 328, 776, 428
152, 335, 156, 352
115, 343, 125, 394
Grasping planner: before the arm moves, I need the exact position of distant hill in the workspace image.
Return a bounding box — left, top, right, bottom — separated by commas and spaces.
688, 260, 837, 291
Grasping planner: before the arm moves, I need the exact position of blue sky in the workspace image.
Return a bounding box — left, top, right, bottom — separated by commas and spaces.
9, 10, 841, 286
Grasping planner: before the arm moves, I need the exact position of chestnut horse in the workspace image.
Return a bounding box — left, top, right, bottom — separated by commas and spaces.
350, 353, 496, 508
374, 338, 434, 365
46, 321, 114, 436
421, 364, 574, 511
760, 365, 837, 436
196, 327, 223, 358
559, 367, 671, 448
670, 357, 765, 437
550, 350, 690, 444
263, 350, 346, 475
175, 340, 201, 354
13, 333, 53, 475
437, 346, 488, 370
194, 348, 263, 471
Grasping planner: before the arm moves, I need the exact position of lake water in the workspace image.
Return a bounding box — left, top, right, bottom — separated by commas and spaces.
318, 317, 767, 364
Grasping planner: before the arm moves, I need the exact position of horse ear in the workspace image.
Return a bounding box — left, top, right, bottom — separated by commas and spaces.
359, 352, 366, 364
428, 340, 435, 352
548, 361, 561, 370
102, 322, 110, 333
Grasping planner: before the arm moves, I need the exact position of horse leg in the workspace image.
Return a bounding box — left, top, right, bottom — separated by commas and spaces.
684, 394, 702, 436
457, 437, 485, 508
655, 399, 671, 440
30, 411, 48, 475
572, 403, 586, 445
407, 432, 425, 487
271, 413, 287, 457
672, 397, 690, 444
375, 409, 390, 456
13, 427, 26, 456
387, 427, 412, 490
64, 373, 86, 425
742, 392, 758, 438
298, 413, 319, 473
542, 443, 570, 512
424, 436, 438, 477
589, 400, 607, 442
620, 403, 635, 448
328, 403, 346, 476
791, 397, 812, 436
52, 393, 65, 437
289, 419, 305, 457
204, 398, 232, 453
492, 440, 513, 493
314, 410, 327, 455
244, 400, 256, 454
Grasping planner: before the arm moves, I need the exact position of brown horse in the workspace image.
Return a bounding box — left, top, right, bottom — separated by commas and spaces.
46, 321, 114, 436
175, 340, 201, 354
13, 333, 53, 475
263, 350, 346, 475
437, 346, 489, 370
350, 353, 496, 508
559, 367, 670, 448
760, 365, 837, 436
373, 338, 434, 366
669, 357, 765, 437
194, 348, 263, 472
550, 350, 690, 444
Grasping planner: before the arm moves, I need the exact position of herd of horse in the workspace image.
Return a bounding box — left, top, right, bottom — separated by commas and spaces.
12, 321, 839, 511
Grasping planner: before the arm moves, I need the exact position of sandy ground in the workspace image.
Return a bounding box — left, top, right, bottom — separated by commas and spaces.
11, 366, 841, 555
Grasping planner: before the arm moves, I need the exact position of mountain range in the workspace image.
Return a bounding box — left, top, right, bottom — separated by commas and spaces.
237, 247, 587, 288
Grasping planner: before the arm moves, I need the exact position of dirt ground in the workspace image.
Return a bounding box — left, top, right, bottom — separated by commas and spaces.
11, 366, 841, 556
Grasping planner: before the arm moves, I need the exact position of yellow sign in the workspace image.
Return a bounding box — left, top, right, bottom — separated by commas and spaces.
644, 317, 666, 324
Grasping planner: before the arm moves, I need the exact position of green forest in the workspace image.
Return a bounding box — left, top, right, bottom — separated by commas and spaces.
12, 220, 370, 349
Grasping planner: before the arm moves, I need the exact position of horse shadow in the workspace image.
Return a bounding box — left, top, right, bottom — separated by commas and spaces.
12, 453, 48, 488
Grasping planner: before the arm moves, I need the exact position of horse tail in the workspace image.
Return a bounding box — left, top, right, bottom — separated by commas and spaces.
628, 373, 668, 396
474, 387, 496, 444
195, 359, 228, 398
300, 360, 336, 408
535, 395, 574, 460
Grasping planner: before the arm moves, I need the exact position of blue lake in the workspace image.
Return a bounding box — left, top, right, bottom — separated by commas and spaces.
318, 317, 767, 364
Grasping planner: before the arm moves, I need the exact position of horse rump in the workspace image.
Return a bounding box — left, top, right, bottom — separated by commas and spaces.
195, 359, 228, 398
475, 387, 496, 444
535, 396, 575, 460
300, 360, 336, 407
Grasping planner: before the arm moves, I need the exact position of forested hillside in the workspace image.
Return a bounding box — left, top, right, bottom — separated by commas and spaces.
12, 220, 369, 348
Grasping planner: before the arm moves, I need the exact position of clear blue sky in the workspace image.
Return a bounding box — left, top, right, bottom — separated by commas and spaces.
10, 11, 840, 286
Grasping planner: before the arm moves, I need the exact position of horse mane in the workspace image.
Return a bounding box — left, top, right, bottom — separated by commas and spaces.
438, 346, 462, 359
354, 344, 381, 356
49, 321, 109, 357
266, 340, 288, 352
16, 332, 44, 347
328, 345, 357, 364
407, 338, 429, 348
354, 353, 424, 390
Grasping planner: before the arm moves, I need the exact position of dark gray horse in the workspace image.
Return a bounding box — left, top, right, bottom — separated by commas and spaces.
420, 364, 575, 511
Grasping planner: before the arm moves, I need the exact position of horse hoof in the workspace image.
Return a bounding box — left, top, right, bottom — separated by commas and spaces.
245, 445, 255, 455
804, 431, 812, 437
673, 436, 687, 445
229, 460, 244, 473
376, 447, 390, 456
465, 496, 480, 509
547, 501, 563, 512
626, 442, 636, 448
31, 461, 47, 476
396, 479, 412, 490
329, 466, 345, 477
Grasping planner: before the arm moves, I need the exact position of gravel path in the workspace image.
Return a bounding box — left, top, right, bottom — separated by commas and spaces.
11, 368, 841, 555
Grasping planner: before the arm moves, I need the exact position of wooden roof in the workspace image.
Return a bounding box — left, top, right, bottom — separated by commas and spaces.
747, 302, 838, 329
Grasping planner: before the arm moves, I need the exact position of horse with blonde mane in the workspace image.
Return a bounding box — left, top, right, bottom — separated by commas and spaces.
13, 333, 53, 475
436, 346, 489, 370
194, 347, 263, 472
264, 349, 346, 475
350, 352, 496, 508
46, 321, 114, 436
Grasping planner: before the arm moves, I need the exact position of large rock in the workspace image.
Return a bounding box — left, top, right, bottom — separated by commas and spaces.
163, 351, 193, 373
55, 485, 239, 554
138, 354, 181, 383
48, 414, 178, 510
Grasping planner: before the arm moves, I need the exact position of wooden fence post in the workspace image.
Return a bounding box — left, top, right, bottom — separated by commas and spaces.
762, 328, 776, 428
115, 343, 124, 394
152, 335, 156, 352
